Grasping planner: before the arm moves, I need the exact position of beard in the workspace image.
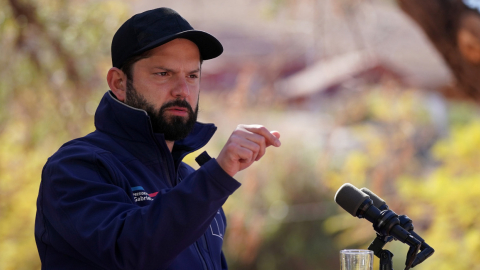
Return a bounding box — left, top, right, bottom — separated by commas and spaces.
124, 79, 198, 141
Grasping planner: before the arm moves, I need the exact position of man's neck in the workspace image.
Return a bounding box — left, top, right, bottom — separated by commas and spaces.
166, 140, 174, 152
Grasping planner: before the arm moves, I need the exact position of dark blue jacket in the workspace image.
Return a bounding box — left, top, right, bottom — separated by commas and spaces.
35, 91, 241, 270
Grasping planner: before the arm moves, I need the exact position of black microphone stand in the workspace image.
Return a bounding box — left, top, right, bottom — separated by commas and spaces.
334, 184, 434, 270
368, 235, 394, 270
368, 234, 393, 270
366, 210, 421, 270
359, 188, 435, 268
398, 215, 435, 267
368, 233, 422, 270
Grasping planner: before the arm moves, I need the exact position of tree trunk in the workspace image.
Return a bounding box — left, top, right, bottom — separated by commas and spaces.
397, 0, 480, 102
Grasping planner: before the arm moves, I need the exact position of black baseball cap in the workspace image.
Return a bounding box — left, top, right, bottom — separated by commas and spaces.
111, 7, 223, 68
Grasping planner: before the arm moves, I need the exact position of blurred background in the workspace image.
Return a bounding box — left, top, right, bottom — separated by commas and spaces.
2, 0, 480, 269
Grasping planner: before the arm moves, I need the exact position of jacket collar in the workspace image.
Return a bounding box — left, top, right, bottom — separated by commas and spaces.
94, 91, 217, 164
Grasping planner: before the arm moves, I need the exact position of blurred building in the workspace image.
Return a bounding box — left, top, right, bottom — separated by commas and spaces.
132, 0, 452, 105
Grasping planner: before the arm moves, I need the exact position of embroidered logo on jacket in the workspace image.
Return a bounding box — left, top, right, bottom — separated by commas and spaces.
131, 186, 158, 202
210, 210, 225, 239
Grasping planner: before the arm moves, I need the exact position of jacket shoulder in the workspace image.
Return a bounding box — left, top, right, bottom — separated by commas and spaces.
47, 131, 134, 166
43, 134, 129, 185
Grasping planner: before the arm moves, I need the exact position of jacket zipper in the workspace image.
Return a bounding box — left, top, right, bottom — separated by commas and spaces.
150, 134, 174, 187
202, 233, 216, 270
150, 127, 212, 269
143, 110, 176, 187
157, 142, 210, 269
195, 241, 209, 270
161, 152, 175, 186
179, 171, 210, 270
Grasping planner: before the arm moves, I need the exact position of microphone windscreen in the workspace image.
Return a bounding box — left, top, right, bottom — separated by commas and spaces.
334, 183, 370, 217
360, 188, 386, 209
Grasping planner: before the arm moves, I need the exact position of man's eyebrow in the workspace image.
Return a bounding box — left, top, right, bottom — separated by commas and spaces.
189, 68, 201, 74
152, 67, 200, 73
152, 66, 174, 72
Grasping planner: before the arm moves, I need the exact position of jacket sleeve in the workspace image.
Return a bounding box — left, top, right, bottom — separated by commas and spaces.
38, 145, 240, 270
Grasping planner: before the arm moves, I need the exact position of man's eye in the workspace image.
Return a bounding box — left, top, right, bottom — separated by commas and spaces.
189, 74, 198, 79
157, 72, 168, 76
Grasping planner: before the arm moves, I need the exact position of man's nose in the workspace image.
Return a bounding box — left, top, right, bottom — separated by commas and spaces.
171, 76, 190, 98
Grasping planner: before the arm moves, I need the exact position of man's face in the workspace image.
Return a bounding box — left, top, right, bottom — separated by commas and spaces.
124, 38, 201, 141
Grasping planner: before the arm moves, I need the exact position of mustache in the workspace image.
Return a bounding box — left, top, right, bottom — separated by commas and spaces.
160, 99, 194, 113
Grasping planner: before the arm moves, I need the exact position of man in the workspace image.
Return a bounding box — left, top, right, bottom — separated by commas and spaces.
35, 7, 281, 270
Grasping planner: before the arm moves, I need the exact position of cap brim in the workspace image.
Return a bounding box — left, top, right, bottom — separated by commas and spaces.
132, 30, 223, 60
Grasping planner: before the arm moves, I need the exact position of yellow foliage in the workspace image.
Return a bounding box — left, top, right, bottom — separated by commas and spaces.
397, 119, 480, 269
0, 1, 130, 269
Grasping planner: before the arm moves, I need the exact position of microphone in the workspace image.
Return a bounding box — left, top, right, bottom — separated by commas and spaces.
334, 184, 420, 245
360, 187, 434, 267
359, 187, 388, 210
334, 183, 421, 269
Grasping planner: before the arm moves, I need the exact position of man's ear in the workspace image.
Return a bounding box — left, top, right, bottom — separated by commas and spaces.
107, 67, 127, 102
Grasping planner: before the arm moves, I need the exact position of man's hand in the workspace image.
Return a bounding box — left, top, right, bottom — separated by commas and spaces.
217, 124, 281, 177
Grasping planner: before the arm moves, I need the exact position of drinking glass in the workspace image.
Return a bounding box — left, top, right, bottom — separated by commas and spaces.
340, 249, 374, 270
